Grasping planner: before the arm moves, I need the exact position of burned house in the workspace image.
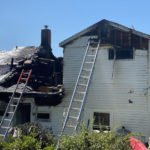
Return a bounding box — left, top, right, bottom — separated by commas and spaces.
0, 26, 63, 129
1, 19, 150, 143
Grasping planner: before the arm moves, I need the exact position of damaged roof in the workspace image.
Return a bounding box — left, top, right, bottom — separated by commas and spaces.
0, 27, 63, 106
0, 46, 39, 65
59, 19, 150, 47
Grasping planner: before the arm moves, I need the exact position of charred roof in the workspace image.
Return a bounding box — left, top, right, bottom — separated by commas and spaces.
0, 27, 63, 106
60, 19, 150, 50
0, 46, 38, 65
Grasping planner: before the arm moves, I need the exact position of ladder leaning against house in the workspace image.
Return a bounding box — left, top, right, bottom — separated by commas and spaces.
60, 38, 101, 136
0, 69, 32, 140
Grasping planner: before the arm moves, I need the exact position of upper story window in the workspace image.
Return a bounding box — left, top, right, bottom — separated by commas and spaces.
109, 48, 133, 60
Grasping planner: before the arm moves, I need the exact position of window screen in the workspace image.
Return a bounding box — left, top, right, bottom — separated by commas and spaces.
109, 48, 133, 60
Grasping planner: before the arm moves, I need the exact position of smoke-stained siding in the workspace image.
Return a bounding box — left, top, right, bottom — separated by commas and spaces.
51, 36, 150, 141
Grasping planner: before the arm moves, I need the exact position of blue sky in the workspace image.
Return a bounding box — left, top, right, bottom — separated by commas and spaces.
0, 0, 150, 57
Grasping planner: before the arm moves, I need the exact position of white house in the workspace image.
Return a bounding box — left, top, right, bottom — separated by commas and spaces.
50, 19, 150, 143
0, 19, 150, 143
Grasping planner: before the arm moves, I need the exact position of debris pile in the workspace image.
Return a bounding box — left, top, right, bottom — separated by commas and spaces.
0, 26, 63, 106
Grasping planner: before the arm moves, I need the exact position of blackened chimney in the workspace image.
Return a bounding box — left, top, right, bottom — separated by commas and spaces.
41, 25, 51, 50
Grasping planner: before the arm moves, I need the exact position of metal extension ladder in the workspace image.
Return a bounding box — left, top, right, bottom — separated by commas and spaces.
61, 39, 101, 136
0, 69, 32, 139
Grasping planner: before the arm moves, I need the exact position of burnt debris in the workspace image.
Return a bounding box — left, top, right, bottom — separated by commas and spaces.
0, 26, 63, 106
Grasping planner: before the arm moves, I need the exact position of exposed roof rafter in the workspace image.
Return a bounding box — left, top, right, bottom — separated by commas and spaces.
59, 19, 150, 47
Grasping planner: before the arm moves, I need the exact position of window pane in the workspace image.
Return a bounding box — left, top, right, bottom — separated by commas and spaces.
108, 48, 133, 60
116, 48, 133, 59
37, 113, 50, 119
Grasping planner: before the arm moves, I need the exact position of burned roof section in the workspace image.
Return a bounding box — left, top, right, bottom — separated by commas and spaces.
0, 26, 63, 106
60, 19, 149, 50
0, 46, 39, 65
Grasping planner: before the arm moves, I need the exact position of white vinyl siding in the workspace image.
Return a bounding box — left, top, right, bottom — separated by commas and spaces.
49, 36, 150, 142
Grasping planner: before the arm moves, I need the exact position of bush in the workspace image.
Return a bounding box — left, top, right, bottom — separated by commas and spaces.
0, 123, 55, 150
16, 123, 55, 148
0, 123, 137, 150
1, 135, 41, 150
43, 145, 55, 150
59, 125, 133, 150
0, 137, 4, 150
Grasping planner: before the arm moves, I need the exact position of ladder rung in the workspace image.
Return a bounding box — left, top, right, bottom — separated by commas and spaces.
82, 69, 91, 72
13, 97, 20, 100
21, 78, 26, 81
10, 104, 17, 107
78, 83, 87, 86
80, 76, 89, 79
66, 125, 76, 128
0, 134, 5, 137
23, 72, 29, 75
90, 47, 97, 50
69, 116, 78, 120
74, 99, 82, 102
76, 91, 85, 94
71, 107, 80, 111
1, 126, 9, 129
4, 119, 11, 121
85, 61, 93, 64
7, 112, 14, 114
87, 55, 95, 57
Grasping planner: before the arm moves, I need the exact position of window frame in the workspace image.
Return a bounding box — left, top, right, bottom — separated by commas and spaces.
93, 112, 110, 131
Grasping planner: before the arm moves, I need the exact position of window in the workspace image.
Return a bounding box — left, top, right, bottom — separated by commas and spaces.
109, 48, 133, 60
37, 113, 50, 121
93, 112, 110, 131
0, 111, 8, 116
0, 111, 4, 116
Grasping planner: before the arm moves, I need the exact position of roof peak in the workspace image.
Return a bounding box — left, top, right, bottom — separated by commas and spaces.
59, 19, 150, 47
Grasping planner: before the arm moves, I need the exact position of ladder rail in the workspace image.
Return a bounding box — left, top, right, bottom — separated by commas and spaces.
75, 40, 101, 130
0, 70, 24, 128
60, 41, 91, 135
3, 70, 32, 139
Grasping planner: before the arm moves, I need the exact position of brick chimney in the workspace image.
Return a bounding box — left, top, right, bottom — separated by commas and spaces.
41, 25, 51, 50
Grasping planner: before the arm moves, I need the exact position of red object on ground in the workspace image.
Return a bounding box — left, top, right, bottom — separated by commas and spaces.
130, 137, 147, 150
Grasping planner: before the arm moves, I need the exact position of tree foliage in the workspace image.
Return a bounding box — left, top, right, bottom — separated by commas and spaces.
0, 123, 55, 150
59, 125, 133, 150
0, 123, 137, 150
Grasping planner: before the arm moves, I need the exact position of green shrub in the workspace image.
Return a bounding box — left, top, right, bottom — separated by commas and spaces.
59, 125, 133, 150
0, 123, 55, 150
0, 123, 138, 150
1, 135, 41, 150
16, 123, 55, 148
0, 137, 4, 150
43, 145, 55, 150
